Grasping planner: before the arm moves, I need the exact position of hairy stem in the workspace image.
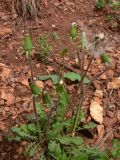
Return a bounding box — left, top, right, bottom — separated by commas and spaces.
71, 84, 85, 136
81, 55, 94, 82
71, 52, 94, 135
29, 55, 40, 134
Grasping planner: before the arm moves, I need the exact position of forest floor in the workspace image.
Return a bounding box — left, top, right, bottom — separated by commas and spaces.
0, 0, 120, 160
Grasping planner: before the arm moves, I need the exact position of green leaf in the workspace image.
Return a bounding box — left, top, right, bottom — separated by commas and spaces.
64, 72, 81, 81
11, 125, 37, 140
39, 153, 46, 160
7, 135, 21, 142
29, 82, 42, 96
51, 32, 59, 41
73, 153, 88, 160
24, 142, 39, 157
84, 77, 90, 84
60, 48, 68, 57
112, 139, 120, 159
83, 122, 97, 129
23, 34, 33, 53
101, 53, 110, 64
56, 136, 83, 146
38, 75, 60, 84
27, 123, 37, 134
35, 103, 47, 120
95, 0, 106, 9
35, 103, 47, 130
48, 141, 62, 158
47, 122, 65, 139
56, 85, 69, 122
52, 122, 65, 134
42, 93, 52, 108
64, 72, 90, 84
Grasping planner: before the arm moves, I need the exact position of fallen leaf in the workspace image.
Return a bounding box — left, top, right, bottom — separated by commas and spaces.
0, 121, 6, 131
1, 91, 15, 106
0, 63, 8, 67
45, 80, 53, 87
103, 117, 117, 128
0, 27, 12, 36
100, 74, 107, 80
94, 90, 103, 99
12, 115, 18, 120
35, 80, 44, 88
97, 124, 105, 140
1, 67, 11, 81
117, 110, 120, 121
44, 0, 48, 7
46, 66, 54, 74
4, 107, 10, 112
90, 99, 103, 124
21, 78, 29, 87
107, 77, 120, 89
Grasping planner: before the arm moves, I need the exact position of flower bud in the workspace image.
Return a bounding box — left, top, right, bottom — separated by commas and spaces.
59, 79, 64, 85
98, 33, 105, 40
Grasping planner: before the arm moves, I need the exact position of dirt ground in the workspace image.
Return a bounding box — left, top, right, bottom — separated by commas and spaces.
0, 0, 120, 160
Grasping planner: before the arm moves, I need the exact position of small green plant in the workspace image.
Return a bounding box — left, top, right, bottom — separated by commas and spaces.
95, 0, 106, 9
7, 25, 117, 160
37, 34, 52, 63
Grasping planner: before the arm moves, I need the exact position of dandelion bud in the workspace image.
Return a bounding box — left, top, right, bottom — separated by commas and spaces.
69, 22, 78, 40
59, 79, 64, 85
98, 33, 105, 40
75, 57, 79, 66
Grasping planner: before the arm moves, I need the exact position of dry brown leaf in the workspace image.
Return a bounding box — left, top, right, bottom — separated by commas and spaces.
90, 99, 103, 124
46, 66, 54, 74
117, 110, 120, 121
45, 80, 52, 87
44, 0, 48, 7
1, 91, 15, 106
35, 81, 44, 88
0, 121, 6, 131
0, 63, 8, 67
94, 124, 105, 146
0, 27, 12, 36
94, 90, 103, 99
100, 74, 107, 80
107, 77, 120, 89
97, 124, 105, 139
1, 67, 11, 81
21, 78, 29, 87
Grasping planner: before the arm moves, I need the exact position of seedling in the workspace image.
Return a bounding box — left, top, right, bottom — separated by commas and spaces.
37, 34, 52, 63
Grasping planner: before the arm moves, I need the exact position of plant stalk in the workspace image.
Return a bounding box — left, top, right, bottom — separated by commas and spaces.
28, 55, 40, 135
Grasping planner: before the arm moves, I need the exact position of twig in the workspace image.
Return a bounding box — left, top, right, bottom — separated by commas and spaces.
53, 59, 80, 74
90, 66, 109, 83
96, 129, 113, 148
0, 113, 11, 121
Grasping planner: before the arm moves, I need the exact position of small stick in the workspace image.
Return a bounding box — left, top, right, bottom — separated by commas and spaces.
96, 129, 113, 148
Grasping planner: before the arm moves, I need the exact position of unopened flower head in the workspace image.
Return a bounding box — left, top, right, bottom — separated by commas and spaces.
98, 33, 105, 40
59, 79, 64, 85
75, 57, 79, 65
72, 22, 77, 26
